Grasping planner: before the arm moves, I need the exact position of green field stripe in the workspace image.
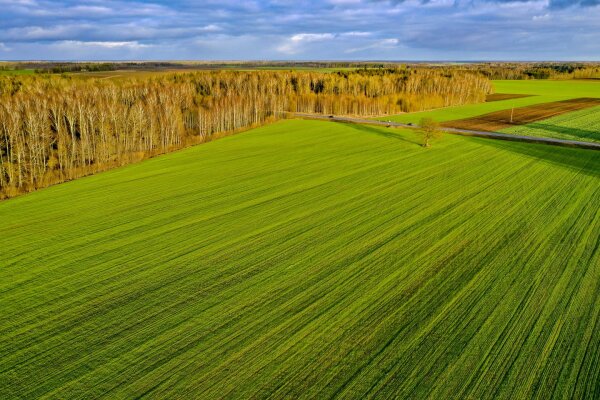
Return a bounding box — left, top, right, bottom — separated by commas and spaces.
332, 158, 580, 398
378, 80, 600, 125
1, 119, 599, 399
501, 105, 600, 144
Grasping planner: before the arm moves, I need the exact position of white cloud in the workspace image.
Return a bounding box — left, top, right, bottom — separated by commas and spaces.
380, 38, 399, 46
6, 25, 80, 40
68, 5, 113, 15
341, 31, 372, 37
1, 0, 600, 60
328, 0, 363, 4
278, 33, 336, 54
532, 13, 551, 20
58, 41, 152, 49
0, 0, 37, 4
346, 38, 399, 53
200, 24, 222, 32
290, 33, 335, 42
0, 42, 10, 51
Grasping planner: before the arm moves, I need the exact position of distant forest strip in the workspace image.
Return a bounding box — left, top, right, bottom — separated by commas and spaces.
0, 68, 491, 198
2, 61, 600, 79
473, 63, 600, 80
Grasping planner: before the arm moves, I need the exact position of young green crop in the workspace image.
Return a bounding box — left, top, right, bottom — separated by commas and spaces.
501, 105, 600, 143
1, 120, 599, 399
378, 79, 600, 124
0, 69, 35, 75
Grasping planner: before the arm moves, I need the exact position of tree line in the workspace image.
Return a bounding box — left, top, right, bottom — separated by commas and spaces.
469, 63, 600, 80
0, 68, 491, 198
4, 60, 600, 79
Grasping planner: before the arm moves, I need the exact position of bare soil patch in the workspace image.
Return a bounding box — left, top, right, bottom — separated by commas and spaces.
486, 93, 533, 102
443, 98, 600, 132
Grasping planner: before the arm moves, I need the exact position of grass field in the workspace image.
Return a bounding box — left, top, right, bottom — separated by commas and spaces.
379, 80, 600, 124
1, 120, 599, 399
0, 69, 35, 76
442, 98, 600, 132
501, 105, 600, 143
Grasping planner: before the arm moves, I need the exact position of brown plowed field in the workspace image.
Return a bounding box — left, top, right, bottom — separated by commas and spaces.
485, 93, 532, 102
443, 98, 600, 132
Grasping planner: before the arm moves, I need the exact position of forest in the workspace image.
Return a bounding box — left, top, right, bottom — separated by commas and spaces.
470, 63, 600, 80
0, 68, 491, 198
5, 61, 600, 79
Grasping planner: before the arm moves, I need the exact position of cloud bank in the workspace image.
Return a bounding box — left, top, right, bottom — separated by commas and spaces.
0, 0, 598, 60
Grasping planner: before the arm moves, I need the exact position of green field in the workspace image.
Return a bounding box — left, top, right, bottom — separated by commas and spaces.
501, 105, 600, 143
1, 120, 599, 398
0, 69, 35, 76
379, 80, 600, 124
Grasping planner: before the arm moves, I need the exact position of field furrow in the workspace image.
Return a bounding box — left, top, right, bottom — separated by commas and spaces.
1, 119, 598, 399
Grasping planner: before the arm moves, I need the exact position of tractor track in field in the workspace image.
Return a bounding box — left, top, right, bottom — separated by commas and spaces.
2, 119, 599, 398
291, 112, 600, 151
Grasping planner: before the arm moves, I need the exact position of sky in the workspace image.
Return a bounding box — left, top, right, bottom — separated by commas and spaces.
0, 0, 599, 61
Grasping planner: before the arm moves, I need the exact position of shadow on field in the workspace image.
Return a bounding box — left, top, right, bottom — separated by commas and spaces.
478, 138, 600, 178
518, 122, 600, 142
345, 123, 422, 146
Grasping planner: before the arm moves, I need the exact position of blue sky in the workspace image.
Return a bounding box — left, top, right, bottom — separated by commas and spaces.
0, 0, 599, 61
